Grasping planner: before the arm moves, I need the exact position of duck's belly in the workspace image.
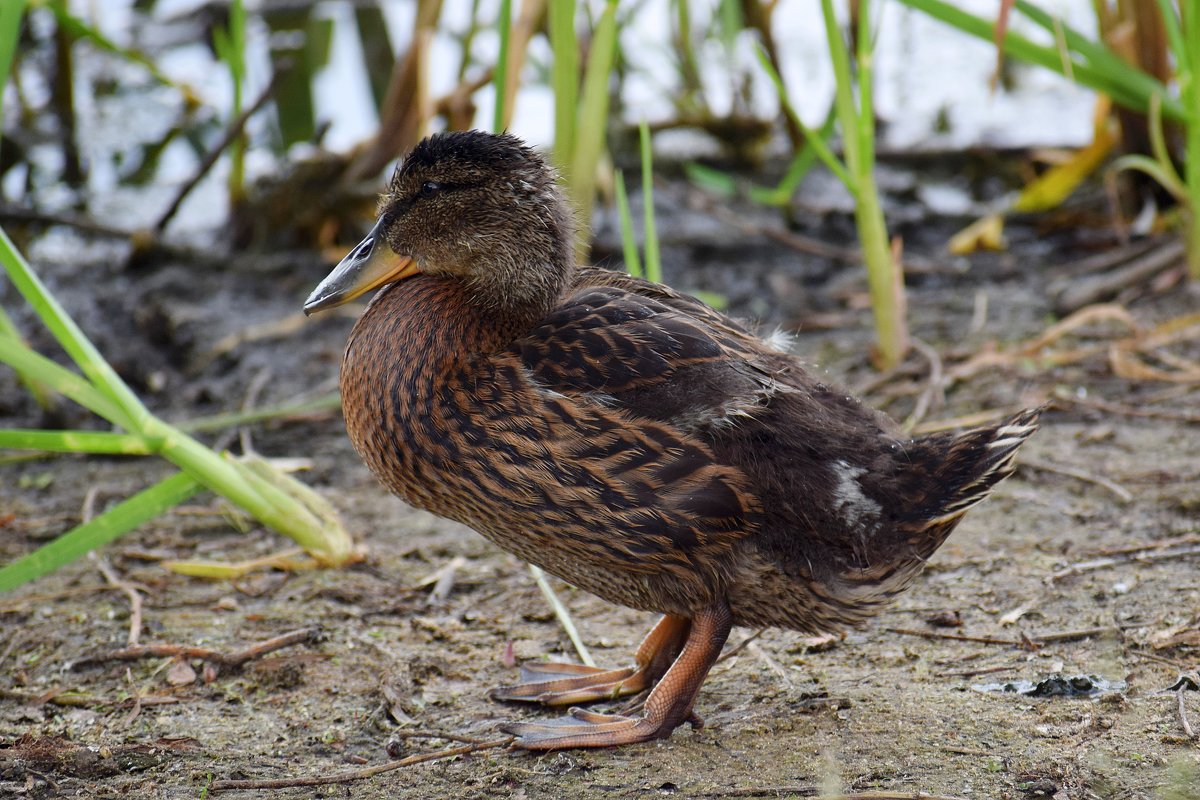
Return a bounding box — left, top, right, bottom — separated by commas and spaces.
342, 383, 716, 617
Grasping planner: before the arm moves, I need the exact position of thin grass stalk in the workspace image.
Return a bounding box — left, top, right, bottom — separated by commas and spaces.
822, 0, 860, 173
748, 108, 837, 206
638, 121, 661, 284
614, 170, 642, 277
0, 341, 132, 428
1182, 0, 1200, 279
491, 0, 513, 132
567, 0, 619, 256
0, 472, 202, 592
227, 0, 246, 201
755, 47, 854, 189
1154, 0, 1187, 71
897, 0, 1186, 121
0, 429, 156, 455
528, 565, 595, 667
177, 393, 341, 433
549, 0, 578, 175
1, 228, 145, 429
855, 0, 876, 171
0, 304, 52, 409
0, 0, 26, 138
820, 0, 906, 368
1, 228, 354, 570
1014, 0, 1172, 100
854, 175, 906, 368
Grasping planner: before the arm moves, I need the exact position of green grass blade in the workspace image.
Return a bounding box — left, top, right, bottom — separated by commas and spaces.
1110, 154, 1187, 203
639, 121, 661, 284
0, 227, 148, 428
215, 0, 246, 201
0, 471, 202, 593
897, 0, 1187, 121
549, 0, 578, 174
46, 2, 193, 98
749, 106, 837, 206
0, 0, 26, 139
614, 170, 642, 278
1012, 0, 1176, 106
855, 0, 876, 167
1184, 0, 1200, 278
820, 0, 861, 172
684, 163, 737, 197
0, 302, 53, 408
755, 45, 854, 191
175, 392, 342, 434
0, 336, 131, 425
716, 0, 742, 52
491, 0, 513, 132
0, 429, 157, 455
1147, 92, 1187, 196
1152, 0, 1188, 74
568, 0, 620, 250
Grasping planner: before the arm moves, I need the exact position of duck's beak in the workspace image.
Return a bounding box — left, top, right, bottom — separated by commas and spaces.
303, 216, 420, 315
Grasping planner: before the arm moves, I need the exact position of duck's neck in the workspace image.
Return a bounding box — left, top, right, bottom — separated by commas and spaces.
355, 273, 552, 364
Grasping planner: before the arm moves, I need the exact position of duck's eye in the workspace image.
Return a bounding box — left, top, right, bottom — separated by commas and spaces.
419, 181, 442, 198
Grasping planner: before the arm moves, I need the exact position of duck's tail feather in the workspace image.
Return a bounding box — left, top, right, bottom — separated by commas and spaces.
901, 404, 1046, 554
820, 405, 1045, 623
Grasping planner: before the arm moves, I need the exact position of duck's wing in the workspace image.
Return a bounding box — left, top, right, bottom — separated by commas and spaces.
570, 266, 760, 344
468, 283, 773, 590
512, 283, 785, 434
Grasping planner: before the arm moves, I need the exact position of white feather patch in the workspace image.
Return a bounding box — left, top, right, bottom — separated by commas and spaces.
832, 460, 882, 533
761, 328, 796, 354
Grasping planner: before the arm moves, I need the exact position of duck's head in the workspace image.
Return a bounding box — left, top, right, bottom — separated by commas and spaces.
304, 131, 575, 320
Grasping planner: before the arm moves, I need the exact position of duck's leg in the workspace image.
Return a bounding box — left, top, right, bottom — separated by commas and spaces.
490, 615, 690, 706
500, 602, 731, 749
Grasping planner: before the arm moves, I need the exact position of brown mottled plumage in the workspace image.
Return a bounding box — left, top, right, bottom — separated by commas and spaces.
304, 131, 1044, 750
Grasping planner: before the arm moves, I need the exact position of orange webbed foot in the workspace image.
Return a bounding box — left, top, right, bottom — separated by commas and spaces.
490, 614, 690, 706
499, 605, 730, 750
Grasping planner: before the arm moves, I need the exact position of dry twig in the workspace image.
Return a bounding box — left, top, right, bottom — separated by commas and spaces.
1019, 457, 1133, 503
1055, 392, 1200, 423
209, 736, 513, 791
717, 629, 767, 663
86, 627, 320, 669
698, 790, 971, 800
901, 338, 945, 433
885, 628, 1017, 647
1178, 686, 1196, 740
934, 664, 1014, 679
81, 488, 146, 647
154, 74, 281, 233
888, 625, 1134, 648
1048, 544, 1200, 582
89, 556, 144, 647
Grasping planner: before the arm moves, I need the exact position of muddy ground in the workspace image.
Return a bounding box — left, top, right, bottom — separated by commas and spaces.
1, 168, 1199, 799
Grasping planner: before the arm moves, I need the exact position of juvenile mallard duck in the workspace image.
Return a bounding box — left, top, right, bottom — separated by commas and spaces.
304, 131, 1043, 750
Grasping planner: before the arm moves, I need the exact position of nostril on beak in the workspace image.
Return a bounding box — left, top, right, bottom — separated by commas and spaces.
351, 237, 374, 262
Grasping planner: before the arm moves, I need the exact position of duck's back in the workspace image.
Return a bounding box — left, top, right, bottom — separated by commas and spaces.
515, 268, 1041, 631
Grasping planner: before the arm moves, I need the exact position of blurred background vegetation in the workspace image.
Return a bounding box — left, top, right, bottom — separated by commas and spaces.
1, 0, 1197, 587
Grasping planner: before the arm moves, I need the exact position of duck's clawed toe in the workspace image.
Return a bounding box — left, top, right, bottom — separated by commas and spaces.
501, 707, 671, 749
490, 613, 693, 707
489, 662, 646, 706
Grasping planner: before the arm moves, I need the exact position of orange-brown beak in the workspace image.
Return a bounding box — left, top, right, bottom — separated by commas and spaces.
303, 216, 420, 315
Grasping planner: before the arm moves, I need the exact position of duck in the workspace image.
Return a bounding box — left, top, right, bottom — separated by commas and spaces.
303, 130, 1043, 750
